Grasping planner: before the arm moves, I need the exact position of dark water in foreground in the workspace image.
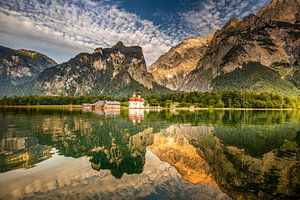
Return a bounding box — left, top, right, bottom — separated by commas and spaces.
0, 108, 299, 200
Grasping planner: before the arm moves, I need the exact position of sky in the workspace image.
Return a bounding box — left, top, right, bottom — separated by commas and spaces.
0, 0, 271, 65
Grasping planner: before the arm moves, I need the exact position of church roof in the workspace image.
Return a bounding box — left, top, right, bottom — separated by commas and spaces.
129, 97, 143, 102
129, 91, 143, 102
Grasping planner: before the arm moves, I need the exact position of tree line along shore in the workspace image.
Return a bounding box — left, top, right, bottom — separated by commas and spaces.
0, 91, 299, 109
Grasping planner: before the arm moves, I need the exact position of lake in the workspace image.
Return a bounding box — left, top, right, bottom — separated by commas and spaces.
0, 108, 299, 200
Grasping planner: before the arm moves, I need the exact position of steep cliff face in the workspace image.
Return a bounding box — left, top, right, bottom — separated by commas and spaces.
180, 0, 300, 95
257, 0, 300, 23
20, 42, 168, 96
0, 46, 56, 96
148, 36, 212, 90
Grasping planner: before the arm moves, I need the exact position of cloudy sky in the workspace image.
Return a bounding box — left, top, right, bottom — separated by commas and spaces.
0, 0, 270, 65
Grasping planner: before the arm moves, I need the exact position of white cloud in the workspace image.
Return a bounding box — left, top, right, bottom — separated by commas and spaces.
179, 0, 271, 36
0, 0, 174, 65
0, 0, 271, 65
0, 11, 91, 62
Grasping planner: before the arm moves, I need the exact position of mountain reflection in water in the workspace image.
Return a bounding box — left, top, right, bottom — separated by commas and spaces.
0, 108, 299, 200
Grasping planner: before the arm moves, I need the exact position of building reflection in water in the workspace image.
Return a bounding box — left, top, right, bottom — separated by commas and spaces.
93, 109, 120, 116
82, 108, 120, 116
128, 109, 145, 125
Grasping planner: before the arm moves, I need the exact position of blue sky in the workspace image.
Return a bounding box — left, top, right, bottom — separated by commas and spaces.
0, 0, 270, 65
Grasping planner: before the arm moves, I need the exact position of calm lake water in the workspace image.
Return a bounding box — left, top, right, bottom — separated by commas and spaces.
0, 108, 299, 200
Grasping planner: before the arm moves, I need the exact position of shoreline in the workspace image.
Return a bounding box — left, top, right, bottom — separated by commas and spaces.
0, 105, 298, 111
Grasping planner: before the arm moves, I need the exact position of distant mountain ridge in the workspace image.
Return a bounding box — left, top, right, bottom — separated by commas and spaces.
0, 46, 56, 96
15, 42, 169, 96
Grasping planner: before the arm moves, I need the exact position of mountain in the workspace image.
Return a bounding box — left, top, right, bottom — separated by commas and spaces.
0, 46, 56, 96
212, 62, 298, 96
180, 0, 300, 96
148, 36, 212, 90
2, 0, 299, 97
18, 42, 169, 96
257, 0, 300, 23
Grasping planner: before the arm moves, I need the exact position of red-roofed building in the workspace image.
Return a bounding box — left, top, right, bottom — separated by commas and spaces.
129, 91, 144, 109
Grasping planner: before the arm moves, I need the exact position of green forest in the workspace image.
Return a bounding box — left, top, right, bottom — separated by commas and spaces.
0, 91, 299, 108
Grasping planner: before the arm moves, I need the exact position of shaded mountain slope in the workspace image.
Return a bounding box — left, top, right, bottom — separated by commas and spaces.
18, 42, 169, 96
0, 46, 56, 96
180, 0, 300, 96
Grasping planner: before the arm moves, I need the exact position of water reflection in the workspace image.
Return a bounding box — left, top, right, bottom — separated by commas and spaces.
149, 125, 216, 185
0, 137, 52, 173
90, 128, 153, 178
0, 108, 299, 199
128, 108, 145, 125
93, 109, 120, 116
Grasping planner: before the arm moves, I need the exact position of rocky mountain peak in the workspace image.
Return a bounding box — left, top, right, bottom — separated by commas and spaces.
257, 0, 300, 23
19, 43, 169, 96
94, 47, 103, 53
17, 49, 40, 58
179, 0, 300, 95
113, 41, 126, 49
224, 19, 241, 29
149, 35, 213, 90
213, 19, 241, 40
109, 41, 143, 60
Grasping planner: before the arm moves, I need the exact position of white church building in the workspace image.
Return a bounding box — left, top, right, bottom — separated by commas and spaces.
128, 91, 144, 109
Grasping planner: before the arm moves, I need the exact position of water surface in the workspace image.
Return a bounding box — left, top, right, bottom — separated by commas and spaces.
0, 108, 299, 199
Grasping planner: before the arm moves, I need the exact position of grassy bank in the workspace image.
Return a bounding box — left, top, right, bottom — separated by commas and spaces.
0, 105, 298, 111
0, 91, 299, 109
0, 105, 82, 109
